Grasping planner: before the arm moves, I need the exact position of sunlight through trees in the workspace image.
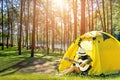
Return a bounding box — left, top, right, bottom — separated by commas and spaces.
0, 0, 120, 55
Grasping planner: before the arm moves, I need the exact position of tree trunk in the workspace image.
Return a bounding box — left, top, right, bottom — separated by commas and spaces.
6, 0, 10, 48
36, 11, 39, 46
46, 0, 49, 54
73, 0, 77, 40
52, 10, 54, 52
81, 0, 86, 35
63, 9, 67, 51
102, 0, 106, 32
10, 0, 14, 47
60, 8, 63, 54
110, 0, 112, 34
106, 1, 109, 33
96, 0, 103, 29
91, 0, 94, 30
31, 0, 36, 57
23, 0, 26, 48
19, 0, 23, 55
1, 0, 4, 50
26, 0, 29, 50
87, 0, 91, 31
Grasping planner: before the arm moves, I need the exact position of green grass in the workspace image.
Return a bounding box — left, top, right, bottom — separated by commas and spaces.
0, 47, 31, 71
0, 73, 120, 80
0, 46, 120, 80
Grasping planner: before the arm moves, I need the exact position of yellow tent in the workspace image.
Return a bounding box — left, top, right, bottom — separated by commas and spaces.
58, 31, 120, 75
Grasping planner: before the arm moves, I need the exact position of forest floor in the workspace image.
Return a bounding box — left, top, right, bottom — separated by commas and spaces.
13, 55, 60, 75
1, 47, 120, 80
0, 50, 62, 76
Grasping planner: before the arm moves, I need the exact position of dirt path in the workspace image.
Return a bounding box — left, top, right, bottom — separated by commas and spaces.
19, 60, 60, 75
0, 53, 62, 76
11, 55, 62, 75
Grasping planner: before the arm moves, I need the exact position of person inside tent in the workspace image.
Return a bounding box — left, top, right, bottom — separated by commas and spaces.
58, 46, 92, 76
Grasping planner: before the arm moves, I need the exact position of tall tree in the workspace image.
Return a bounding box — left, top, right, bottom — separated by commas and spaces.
73, 0, 77, 39
46, 0, 49, 54
87, 0, 91, 31
106, 0, 109, 33
91, 0, 94, 30
18, 0, 23, 55
10, 0, 14, 47
51, 9, 55, 52
22, 0, 26, 48
81, 0, 86, 35
63, 8, 66, 51
31, 0, 36, 57
1, 0, 4, 50
60, 5, 63, 53
26, 0, 29, 50
110, 0, 112, 34
102, 0, 106, 32
36, 10, 39, 46
96, 0, 103, 29
6, 0, 10, 48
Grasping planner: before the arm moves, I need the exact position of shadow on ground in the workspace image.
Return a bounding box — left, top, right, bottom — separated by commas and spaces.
0, 53, 61, 76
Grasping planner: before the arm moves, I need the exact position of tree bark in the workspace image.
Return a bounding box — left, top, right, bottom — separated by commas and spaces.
52, 10, 55, 52
110, 0, 112, 34
96, 0, 103, 29
31, 0, 36, 57
10, 0, 14, 47
19, 0, 23, 55
87, 0, 91, 31
106, 1, 109, 33
81, 0, 86, 35
73, 0, 77, 39
6, 0, 10, 48
46, 0, 49, 54
26, 0, 29, 50
1, 0, 4, 50
102, 0, 106, 32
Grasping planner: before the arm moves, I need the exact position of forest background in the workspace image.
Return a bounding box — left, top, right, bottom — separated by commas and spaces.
0, 0, 120, 80
0, 0, 120, 58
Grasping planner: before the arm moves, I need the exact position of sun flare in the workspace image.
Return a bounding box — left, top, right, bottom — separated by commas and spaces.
52, 0, 64, 9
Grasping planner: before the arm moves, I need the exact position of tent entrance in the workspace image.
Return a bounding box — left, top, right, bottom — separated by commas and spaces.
80, 40, 93, 56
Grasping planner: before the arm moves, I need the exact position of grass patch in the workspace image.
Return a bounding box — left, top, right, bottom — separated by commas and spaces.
0, 73, 64, 80
0, 46, 62, 75
0, 47, 31, 71
0, 46, 120, 80
0, 73, 120, 80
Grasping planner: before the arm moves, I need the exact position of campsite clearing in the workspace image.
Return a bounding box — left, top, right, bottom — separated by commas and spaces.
0, 47, 120, 80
